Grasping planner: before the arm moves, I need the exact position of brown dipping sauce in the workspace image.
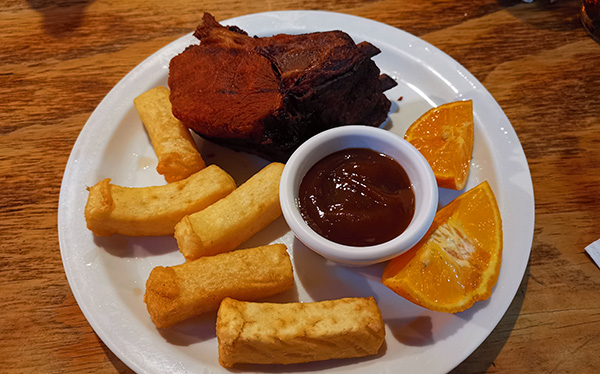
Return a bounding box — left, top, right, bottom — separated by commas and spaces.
298, 148, 415, 247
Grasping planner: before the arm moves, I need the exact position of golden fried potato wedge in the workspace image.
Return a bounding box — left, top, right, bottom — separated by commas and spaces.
134, 86, 205, 183
216, 297, 386, 368
144, 243, 294, 328
175, 162, 284, 260
84, 164, 236, 237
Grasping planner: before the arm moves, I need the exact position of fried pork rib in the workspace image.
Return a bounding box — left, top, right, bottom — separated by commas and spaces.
169, 13, 397, 161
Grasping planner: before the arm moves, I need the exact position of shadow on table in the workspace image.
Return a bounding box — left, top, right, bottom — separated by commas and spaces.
97, 333, 135, 373
27, 0, 96, 37
449, 260, 530, 373
497, 0, 582, 32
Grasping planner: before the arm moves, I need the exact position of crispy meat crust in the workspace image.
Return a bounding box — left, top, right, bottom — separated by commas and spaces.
169, 12, 396, 161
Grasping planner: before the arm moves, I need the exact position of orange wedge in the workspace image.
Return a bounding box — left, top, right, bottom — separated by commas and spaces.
382, 180, 502, 313
404, 100, 474, 190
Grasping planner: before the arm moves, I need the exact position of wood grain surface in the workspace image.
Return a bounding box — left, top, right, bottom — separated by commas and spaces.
1, 0, 599, 373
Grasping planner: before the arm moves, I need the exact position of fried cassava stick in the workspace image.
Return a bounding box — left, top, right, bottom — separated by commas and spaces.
85, 164, 235, 236
216, 296, 385, 367
144, 244, 293, 328
134, 86, 206, 183
175, 162, 284, 260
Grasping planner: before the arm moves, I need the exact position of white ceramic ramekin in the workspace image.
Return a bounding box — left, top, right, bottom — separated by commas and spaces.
280, 125, 438, 266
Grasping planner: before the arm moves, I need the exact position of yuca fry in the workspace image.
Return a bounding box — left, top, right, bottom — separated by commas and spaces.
144, 243, 294, 328
175, 162, 284, 260
85, 164, 236, 237
216, 297, 386, 368
134, 86, 205, 183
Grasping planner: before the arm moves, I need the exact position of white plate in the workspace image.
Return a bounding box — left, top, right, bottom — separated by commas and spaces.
58, 10, 534, 374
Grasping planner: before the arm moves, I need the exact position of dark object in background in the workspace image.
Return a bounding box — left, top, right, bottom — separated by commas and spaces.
582, 0, 600, 42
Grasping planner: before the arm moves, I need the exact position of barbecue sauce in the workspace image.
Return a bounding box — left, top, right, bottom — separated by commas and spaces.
298, 148, 415, 247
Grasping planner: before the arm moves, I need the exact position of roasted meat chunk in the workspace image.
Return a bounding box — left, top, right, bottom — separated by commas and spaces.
169, 13, 397, 161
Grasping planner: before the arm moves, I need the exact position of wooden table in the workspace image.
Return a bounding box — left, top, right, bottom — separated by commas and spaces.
1, 0, 599, 372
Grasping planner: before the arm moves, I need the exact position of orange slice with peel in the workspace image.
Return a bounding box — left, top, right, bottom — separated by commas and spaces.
382, 180, 502, 313
404, 100, 474, 190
